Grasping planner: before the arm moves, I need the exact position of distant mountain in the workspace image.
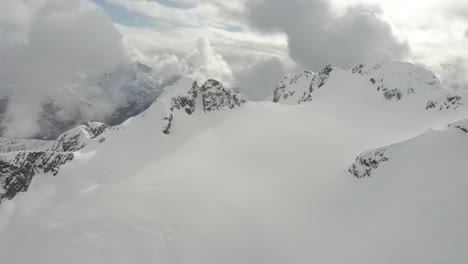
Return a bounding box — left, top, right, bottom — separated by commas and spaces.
0, 62, 180, 140
1, 56, 468, 263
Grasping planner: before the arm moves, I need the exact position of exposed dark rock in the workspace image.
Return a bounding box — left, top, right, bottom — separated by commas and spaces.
426, 95, 463, 111
426, 100, 437, 109
349, 149, 389, 178
298, 65, 334, 104
448, 119, 468, 133
272, 71, 314, 104
383, 89, 403, 101
443, 95, 463, 110
317, 65, 333, 88
453, 125, 468, 133
162, 80, 247, 134
0, 151, 74, 201
352, 63, 364, 74
273, 82, 287, 103
0, 122, 110, 203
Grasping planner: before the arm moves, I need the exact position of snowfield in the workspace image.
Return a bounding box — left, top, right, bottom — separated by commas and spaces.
1, 57, 468, 263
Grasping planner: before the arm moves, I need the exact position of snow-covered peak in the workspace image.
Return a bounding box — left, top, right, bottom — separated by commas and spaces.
350, 53, 392, 76
272, 65, 338, 104
271, 56, 464, 115
154, 78, 247, 134
156, 77, 197, 101
351, 56, 444, 99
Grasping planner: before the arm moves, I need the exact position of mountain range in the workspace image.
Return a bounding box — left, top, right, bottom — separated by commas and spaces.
0, 55, 467, 263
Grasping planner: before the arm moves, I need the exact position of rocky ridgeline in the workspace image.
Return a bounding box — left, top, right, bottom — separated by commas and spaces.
163, 79, 247, 134
0, 122, 109, 202
273, 65, 335, 104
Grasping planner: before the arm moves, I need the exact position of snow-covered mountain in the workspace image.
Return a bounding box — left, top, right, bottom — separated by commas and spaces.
0, 62, 180, 140
1, 56, 468, 263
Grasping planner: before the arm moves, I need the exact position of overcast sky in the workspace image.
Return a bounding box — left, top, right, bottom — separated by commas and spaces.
0, 0, 467, 137
89, 0, 468, 95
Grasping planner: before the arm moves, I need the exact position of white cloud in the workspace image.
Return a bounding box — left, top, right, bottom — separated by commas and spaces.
108, 0, 468, 95
0, 0, 124, 138
182, 38, 233, 85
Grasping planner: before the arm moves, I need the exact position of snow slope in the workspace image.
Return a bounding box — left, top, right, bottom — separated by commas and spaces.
0, 57, 468, 263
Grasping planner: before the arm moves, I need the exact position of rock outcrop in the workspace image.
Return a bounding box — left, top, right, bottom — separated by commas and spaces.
349, 148, 389, 178
163, 79, 247, 134
272, 65, 336, 104
0, 122, 110, 203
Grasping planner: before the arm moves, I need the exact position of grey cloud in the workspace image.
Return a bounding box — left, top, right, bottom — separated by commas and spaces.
440, 58, 468, 96
444, 3, 468, 20
465, 29, 468, 38
246, 0, 409, 71
233, 57, 285, 101
147, 0, 197, 9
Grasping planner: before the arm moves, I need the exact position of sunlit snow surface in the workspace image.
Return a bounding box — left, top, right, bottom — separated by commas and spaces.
1, 62, 468, 263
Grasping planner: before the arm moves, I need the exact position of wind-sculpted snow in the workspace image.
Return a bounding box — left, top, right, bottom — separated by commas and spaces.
0, 122, 110, 203
162, 79, 247, 134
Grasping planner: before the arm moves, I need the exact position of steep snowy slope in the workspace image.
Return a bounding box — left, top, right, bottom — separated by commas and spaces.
0, 58, 468, 263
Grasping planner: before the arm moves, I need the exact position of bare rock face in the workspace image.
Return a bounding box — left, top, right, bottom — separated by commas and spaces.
0, 122, 110, 203
348, 149, 389, 178
163, 80, 247, 134
0, 152, 74, 201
